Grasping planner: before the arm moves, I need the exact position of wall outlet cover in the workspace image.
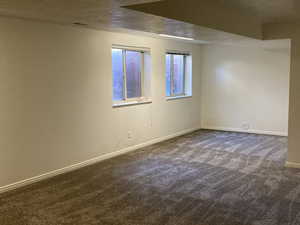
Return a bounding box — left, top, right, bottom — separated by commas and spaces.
241, 123, 250, 130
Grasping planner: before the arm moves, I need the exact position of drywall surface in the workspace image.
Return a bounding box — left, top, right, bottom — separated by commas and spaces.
264, 23, 300, 164
201, 44, 290, 136
0, 17, 202, 187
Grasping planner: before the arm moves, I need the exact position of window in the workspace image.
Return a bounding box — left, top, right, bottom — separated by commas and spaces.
166, 52, 192, 98
112, 47, 151, 106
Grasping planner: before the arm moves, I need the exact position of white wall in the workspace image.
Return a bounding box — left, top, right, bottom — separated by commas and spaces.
264, 24, 300, 165
200, 44, 290, 136
1, 16, 291, 190
0, 17, 202, 188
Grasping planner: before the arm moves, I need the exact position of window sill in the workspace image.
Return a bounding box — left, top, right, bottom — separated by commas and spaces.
113, 99, 152, 108
166, 95, 192, 101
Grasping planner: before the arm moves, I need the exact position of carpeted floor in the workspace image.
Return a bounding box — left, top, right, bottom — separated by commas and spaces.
1, 129, 299, 225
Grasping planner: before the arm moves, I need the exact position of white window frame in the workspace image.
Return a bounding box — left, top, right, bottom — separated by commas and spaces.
112, 46, 152, 107
166, 52, 191, 99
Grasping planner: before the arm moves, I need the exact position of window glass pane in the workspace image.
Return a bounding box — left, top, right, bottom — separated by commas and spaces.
126, 51, 142, 98
173, 55, 185, 95
166, 54, 171, 97
112, 49, 124, 101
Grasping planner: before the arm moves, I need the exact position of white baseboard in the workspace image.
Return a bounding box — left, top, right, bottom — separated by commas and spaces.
285, 161, 300, 168
202, 126, 288, 137
0, 127, 200, 194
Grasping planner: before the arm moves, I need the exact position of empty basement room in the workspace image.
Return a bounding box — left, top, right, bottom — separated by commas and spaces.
1, 0, 300, 225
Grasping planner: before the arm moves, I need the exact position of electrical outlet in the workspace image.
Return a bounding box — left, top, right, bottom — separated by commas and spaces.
128, 131, 133, 139
241, 123, 250, 131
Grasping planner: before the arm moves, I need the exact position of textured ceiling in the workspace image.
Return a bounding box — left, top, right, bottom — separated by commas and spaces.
0, 0, 295, 44
0, 0, 260, 43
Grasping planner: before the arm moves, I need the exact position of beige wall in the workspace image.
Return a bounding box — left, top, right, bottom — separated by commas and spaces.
201, 44, 290, 136
0, 17, 202, 187
288, 39, 300, 163
264, 23, 300, 165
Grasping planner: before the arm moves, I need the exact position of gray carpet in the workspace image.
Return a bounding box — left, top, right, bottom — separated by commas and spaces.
0, 130, 299, 225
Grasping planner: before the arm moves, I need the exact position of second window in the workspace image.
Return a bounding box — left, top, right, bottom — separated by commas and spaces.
166, 53, 188, 97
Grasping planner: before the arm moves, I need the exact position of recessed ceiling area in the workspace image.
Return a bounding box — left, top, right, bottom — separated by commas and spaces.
0, 0, 294, 47
0, 0, 285, 45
